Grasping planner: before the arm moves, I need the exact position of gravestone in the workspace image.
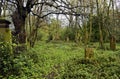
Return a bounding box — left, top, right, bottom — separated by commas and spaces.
85, 47, 94, 60
110, 35, 116, 51
0, 19, 12, 52
0, 19, 11, 42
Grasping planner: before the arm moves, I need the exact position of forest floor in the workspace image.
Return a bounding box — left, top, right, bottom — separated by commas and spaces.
25, 41, 120, 79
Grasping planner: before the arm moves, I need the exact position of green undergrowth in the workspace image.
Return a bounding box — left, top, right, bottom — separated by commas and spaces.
26, 41, 120, 79
1, 41, 120, 79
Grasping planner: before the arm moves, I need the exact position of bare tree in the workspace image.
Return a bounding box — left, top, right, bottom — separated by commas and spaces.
3, 0, 88, 45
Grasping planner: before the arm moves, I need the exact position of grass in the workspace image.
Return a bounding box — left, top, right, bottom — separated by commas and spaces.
1, 41, 119, 79
24, 41, 120, 79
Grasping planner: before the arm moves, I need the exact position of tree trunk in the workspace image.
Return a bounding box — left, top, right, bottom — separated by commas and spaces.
12, 10, 27, 44
12, 9, 28, 52
84, 24, 88, 45
89, 0, 93, 42
96, 0, 104, 49
99, 25, 104, 49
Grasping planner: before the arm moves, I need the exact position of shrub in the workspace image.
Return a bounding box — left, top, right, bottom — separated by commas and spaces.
0, 42, 14, 78
61, 28, 75, 41
0, 42, 38, 78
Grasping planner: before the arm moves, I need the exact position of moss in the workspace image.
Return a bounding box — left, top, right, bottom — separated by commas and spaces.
0, 28, 12, 43
0, 28, 12, 53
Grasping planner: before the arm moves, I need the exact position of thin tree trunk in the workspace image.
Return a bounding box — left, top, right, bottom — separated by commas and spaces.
89, 0, 93, 42
110, 0, 116, 50
99, 23, 104, 49
83, 0, 88, 45
96, 0, 104, 49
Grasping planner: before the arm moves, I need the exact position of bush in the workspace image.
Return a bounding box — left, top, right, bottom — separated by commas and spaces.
0, 42, 38, 78
62, 53, 120, 79
0, 42, 14, 78
61, 28, 75, 41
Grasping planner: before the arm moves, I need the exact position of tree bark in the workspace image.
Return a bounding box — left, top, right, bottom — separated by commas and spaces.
12, 10, 27, 44
89, 0, 93, 42
99, 23, 104, 49
96, 0, 104, 49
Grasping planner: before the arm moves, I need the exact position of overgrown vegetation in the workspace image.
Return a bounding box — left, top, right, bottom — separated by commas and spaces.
0, 41, 120, 78
0, 0, 120, 78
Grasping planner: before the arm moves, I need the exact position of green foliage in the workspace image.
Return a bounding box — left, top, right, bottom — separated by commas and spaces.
62, 53, 120, 79
37, 29, 48, 41
0, 34, 4, 41
1, 41, 120, 78
25, 42, 120, 79
61, 27, 77, 41
87, 15, 109, 42
47, 19, 62, 41
0, 42, 38, 79
0, 42, 13, 78
12, 53, 38, 79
